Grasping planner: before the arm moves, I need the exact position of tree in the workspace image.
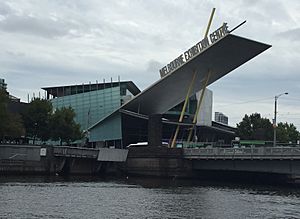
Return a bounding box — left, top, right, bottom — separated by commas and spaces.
236, 113, 273, 140
50, 107, 83, 145
0, 89, 9, 139
0, 89, 25, 141
5, 112, 25, 138
22, 98, 53, 143
276, 122, 299, 143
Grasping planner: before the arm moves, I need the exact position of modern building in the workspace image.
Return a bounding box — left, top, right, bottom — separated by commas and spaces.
43, 27, 270, 148
196, 89, 213, 126
87, 32, 269, 147
42, 81, 140, 146
164, 89, 213, 126
215, 112, 228, 125
42, 79, 232, 147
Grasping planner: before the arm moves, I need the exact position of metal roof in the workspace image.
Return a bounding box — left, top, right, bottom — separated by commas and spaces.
42, 81, 141, 97
121, 34, 271, 115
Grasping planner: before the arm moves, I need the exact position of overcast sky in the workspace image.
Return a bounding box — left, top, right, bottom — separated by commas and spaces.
1, 0, 300, 128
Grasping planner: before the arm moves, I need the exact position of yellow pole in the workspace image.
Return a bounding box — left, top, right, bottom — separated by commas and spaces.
185, 8, 215, 144
204, 8, 216, 38
187, 70, 211, 142
170, 70, 197, 148
170, 8, 215, 148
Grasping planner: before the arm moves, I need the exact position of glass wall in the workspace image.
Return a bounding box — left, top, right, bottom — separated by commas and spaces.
51, 86, 121, 131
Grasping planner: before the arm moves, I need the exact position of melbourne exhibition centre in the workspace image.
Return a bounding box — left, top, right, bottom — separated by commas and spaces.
42, 22, 271, 148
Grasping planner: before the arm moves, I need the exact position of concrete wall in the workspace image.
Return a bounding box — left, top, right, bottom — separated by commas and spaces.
59, 158, 101, 175
192, 159, 300, 175
196, 88, 212, 126
0, 145, 41, 161
97, 148, 128, 162
124, 147, 194, 177
0, 145, 128, 175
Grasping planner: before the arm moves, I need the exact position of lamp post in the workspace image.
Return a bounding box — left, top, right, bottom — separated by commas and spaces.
273, 92, 288, 147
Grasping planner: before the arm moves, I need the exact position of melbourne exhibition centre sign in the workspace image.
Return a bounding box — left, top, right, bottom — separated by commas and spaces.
160, 23, 229, 77
119, 21, 271, 116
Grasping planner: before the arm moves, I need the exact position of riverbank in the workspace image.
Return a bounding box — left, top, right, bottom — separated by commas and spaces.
1, 144, 300, 185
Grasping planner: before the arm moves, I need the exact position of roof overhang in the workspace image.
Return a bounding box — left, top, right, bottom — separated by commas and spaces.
42, 81, 140, 97
119, 109, 235, 135
121, 34, 271, 115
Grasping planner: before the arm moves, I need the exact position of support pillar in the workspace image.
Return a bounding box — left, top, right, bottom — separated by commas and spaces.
148, 114, 162, 147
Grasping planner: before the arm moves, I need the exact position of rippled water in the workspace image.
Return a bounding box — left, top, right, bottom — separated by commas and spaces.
0, 176, 300, 219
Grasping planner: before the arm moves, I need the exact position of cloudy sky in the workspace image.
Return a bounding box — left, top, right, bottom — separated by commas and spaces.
1, 0, 300, 128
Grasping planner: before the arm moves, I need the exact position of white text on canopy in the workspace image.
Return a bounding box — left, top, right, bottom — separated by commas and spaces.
160, 23, 229, 77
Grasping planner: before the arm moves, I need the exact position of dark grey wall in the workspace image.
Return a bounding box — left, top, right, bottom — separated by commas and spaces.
192, 159, 300, 175
0, 145, 41, 161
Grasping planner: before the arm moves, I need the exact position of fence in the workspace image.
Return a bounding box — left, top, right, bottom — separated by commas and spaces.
184, 147, 300, 160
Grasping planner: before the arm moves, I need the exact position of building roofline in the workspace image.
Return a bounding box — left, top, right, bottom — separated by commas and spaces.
42, 80, 140, 97
212, 121, 236, 130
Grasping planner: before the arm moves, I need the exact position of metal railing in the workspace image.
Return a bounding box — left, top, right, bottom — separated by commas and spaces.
183, 147, 300, 160
53, 146, 99, 159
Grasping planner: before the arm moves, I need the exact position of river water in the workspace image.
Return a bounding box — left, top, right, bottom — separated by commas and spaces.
0, 176, 300, 219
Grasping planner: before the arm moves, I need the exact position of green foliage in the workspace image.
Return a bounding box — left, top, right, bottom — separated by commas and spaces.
0, 89, 9, 138
276, 122, 299, 143
236, 113, 273, 140
50, 107, 83, 145
1, 95, 82, 145
0, 90, 25, 139
6, 113, 25, 138
22, 98, 53, 142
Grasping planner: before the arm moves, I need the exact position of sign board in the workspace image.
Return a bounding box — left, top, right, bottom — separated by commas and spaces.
97, 148, 128, 162
160, 23, 229, 77
40, 148, 47, 156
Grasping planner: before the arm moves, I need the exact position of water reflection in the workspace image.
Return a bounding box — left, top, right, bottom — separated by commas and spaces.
0, 176, 300, 218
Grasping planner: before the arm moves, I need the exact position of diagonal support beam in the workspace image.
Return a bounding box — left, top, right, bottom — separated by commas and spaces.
187, 70, 211, 143
186, 8, 215, 144
204, 8, 216, 38
170, 8, 215, 148
170, 70, 197, 148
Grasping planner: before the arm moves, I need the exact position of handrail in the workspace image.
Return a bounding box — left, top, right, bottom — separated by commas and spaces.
183, 147, 300, 160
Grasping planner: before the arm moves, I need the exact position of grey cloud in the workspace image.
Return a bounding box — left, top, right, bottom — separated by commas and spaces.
240, 0, 260, 6
0, 5, 101, 39
1, 0, 300, 128
0, 15, 72, 38
0, 2, 12, 16
275, 27, 300, 41
146, 60, 163, 73
6, 50, 25, 57
238, 0, 291, 23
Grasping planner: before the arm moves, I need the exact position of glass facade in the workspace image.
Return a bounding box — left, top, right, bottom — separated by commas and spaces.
215, 112, 228, 125
164, 89, 213, 126
51, 86, 121, 131
43, 81, 140, 145
163, 94, 198, 123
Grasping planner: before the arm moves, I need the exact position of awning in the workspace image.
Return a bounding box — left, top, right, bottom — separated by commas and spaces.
121, 34, 271, 115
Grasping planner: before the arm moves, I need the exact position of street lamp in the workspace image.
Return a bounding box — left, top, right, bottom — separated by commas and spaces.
273, 92, 288, 147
